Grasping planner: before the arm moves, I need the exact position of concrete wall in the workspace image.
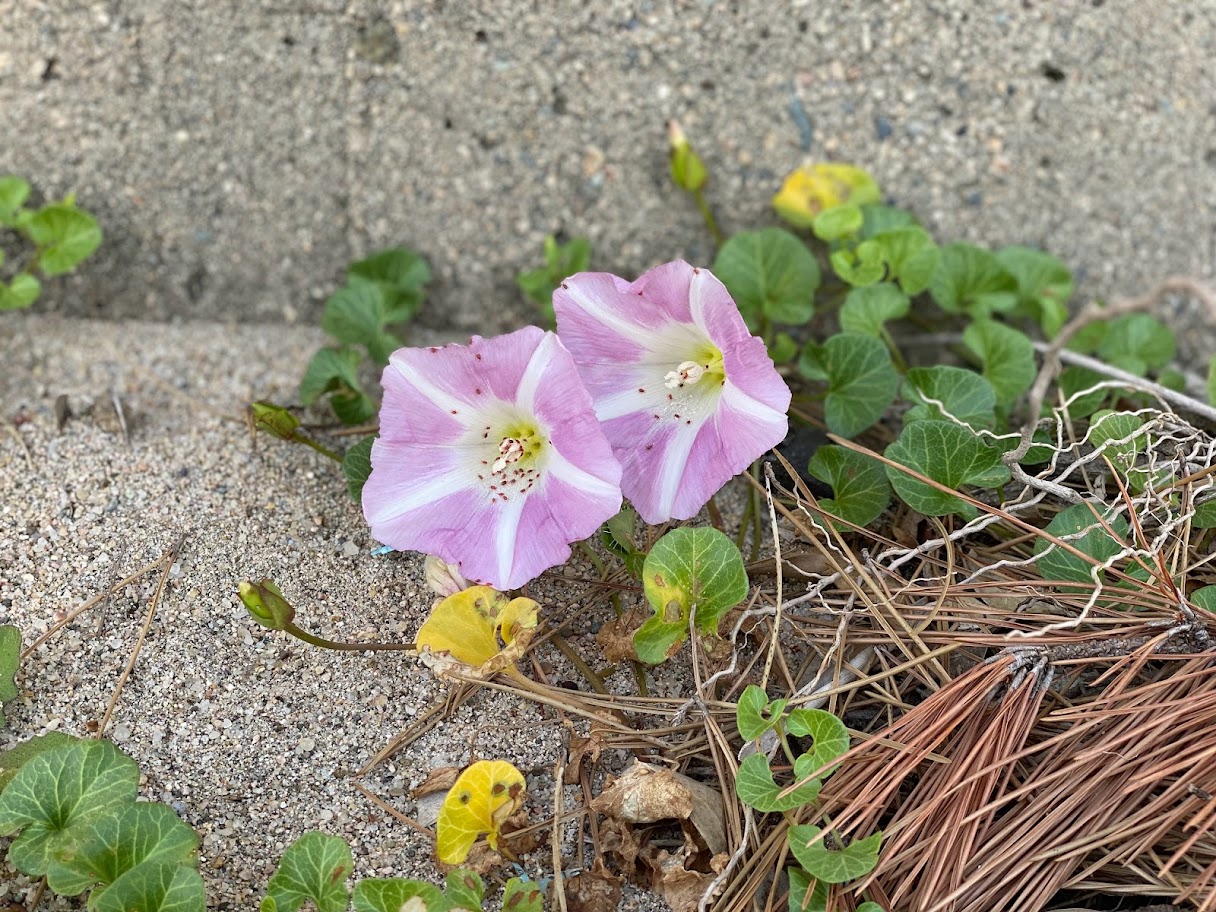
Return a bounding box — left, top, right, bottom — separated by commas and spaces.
3, 1, 1215, 335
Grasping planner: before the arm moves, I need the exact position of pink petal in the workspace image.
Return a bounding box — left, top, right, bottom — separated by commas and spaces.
386, 326, 549, 421
555, 262, 791, 524
363, 327, 623, 590
689, 269, 791, 411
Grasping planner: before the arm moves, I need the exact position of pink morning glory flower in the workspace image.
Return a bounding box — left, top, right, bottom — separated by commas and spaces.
362, 327, 622, 591
553, 260, 791, 524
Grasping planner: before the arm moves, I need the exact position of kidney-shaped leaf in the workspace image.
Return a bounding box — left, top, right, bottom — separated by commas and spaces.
788, 825, 882, 884
1034, 503, 1131, 584
712, 228, 820, 328
0, 740, 139, 876
436, 761, 526, 865
838, 283, 909, 338
885, 422, 1010, 519
901, 366, 997, 429
48, 801, 199, 899
26, 204, 103, 276
806, 446, 890, 529
963, 319, 1037, 410
443, 870, 486, 911
501, 876, 545, 912
261, 831, 352, 912
637, 527, 748, 663
93, 862, 206, 912
929, 243, 1018, 317
353, 878, 449, 912
806, 333, 899, 438
996, 246, 1072, 338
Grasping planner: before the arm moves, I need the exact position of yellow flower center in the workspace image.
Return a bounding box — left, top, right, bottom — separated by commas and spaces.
664, 342, 725, 390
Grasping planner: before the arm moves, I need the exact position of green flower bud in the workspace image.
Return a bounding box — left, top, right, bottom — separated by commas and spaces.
668, 120, 708, 194
239, 579, 295, 630
249, 401, 301, 441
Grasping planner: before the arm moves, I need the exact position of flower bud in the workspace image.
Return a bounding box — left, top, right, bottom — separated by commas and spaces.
249, 401, 301, 441
667, 120, 708, 194
239, 579, 295, 630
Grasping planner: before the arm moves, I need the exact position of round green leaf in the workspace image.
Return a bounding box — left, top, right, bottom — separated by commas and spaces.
1096, 313, 1175, 376
0, 732, 81, 792
354, 879, 448, 912
93, 862, 205, 912
787, 866, 828, 912
0, 176, 31, 220
49, 802, 199, 898
819, 333, 900, 438
636, 528, 748, 663
1034, 503, 1131, 584
1193, 499, 1216, 529
885, 422, 1010, 518
929, 243, 1018, 317
996, 246, 1072, 338
788, 825, 882, 884
838, 283, 909, 338
829, 240, 885, 288
806, 446, 890, 528
901, 366, 997, 429
261, 831, 352, 912
859, 204, 917, 237
0, 273, 42, 310
872, 226, 940, 295
811, 203, 863, 242
443, 870, 485, 910
321, 278, 401, 365
963, 319, 1037, 410
26, 204, 102, 277
501, 876, 545, 912
0, 740, 139, 877
712, 228, 820, 327
1058, 366, 1108, 418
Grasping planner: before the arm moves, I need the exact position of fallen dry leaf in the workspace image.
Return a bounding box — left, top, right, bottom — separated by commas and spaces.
598, 816, 643, 877
590, 761, 727, 856
594, 607, 648, 663
412, 765, 461, 798
561, 859, 622, 912
564, 730, 606, 785
647, 846, 715, 912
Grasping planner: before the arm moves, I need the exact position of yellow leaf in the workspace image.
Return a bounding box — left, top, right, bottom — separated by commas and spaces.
436, 760, 527, 864
772, 162, 881, 228
415, 586, 539, 675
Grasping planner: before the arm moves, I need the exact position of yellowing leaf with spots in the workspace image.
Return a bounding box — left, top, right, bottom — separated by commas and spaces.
436, 760, 527, 865
772, 162, 881, 228
415, 586, 539, 679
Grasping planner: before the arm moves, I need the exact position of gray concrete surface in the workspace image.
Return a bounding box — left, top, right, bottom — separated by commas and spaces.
2, 2, 1215, 330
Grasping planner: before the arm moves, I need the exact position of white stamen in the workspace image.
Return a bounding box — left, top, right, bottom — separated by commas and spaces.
664, 360, 706, 389
491, 437, 525, 473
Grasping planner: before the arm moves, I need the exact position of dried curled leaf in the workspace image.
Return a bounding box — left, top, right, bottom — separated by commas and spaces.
435, 760, 526, 865
416, 586, 539, 679
590, 761, 727, 856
